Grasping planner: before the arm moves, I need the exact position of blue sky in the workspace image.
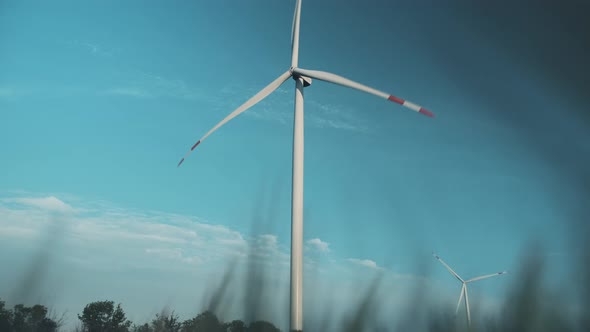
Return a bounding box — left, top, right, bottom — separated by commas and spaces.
1, 0, 589, 330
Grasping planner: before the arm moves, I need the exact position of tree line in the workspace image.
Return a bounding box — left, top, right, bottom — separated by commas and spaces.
0, 299, 280, 332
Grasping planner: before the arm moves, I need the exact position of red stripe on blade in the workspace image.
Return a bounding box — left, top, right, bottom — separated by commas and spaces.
177, 158, 185, 167
191, 140, 201, 151
419, 108, 434, 117
388, 95, 404, 105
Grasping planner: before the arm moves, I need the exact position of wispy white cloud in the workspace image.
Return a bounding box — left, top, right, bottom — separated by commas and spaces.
307, 100, 369, 132
257, 234, 278, 248
103, 87, 152, 98
145, 247, 200, 264
0, 225, 37, 238
103, 72, 208, 101
0, 194, 407, 280
3, 196, 75, 214
64, 40, 115, 57
307, 238, 330, 252
246, 106, 291, 125
0, 193, 408, 283
0, 195, 275, 269
82, 42, 101, 54
347, 258, 383, 270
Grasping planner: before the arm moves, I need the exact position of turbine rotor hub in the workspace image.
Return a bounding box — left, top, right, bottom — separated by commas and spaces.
292, 72, 312, 87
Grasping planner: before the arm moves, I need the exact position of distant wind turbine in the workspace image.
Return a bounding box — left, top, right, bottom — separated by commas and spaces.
177, 1, 434, 330
433, 253, 507, 328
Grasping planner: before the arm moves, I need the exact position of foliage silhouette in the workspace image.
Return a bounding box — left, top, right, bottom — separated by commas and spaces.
0, 300, 60, 332
77, 301, 132, 332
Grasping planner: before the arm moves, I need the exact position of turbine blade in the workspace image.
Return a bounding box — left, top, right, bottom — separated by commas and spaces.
292, 67, 433, 117
466, 271, 508, 283
177, 70, 292, 167
455, 284, 465, 315
433, 253, 464, 283
464, 284, 471, 327
290, 5, 295, 44
291, 0, 302, 67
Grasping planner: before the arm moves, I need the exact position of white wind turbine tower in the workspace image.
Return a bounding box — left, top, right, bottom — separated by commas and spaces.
433, 253, 507, 328
178, 1, 434, 330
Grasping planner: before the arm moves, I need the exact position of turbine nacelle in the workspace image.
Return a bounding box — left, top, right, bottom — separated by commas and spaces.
294, 74, 312, 87
290, 67, 312, 87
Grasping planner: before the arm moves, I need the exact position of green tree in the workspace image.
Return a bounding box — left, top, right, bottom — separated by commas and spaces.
12, 304, 31, 332
223, 320, 246, 332
0, 300, 59, 332
131, 323, 151, 332
247, 320, 280, 332
78, 300, 132, 332
151, 311, 181, 332
181, 311, 223, 332
0, 300, 12, 332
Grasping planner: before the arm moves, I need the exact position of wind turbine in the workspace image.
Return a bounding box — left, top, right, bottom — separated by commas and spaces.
178, 1, 434, 330
433, 253, 507, 328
